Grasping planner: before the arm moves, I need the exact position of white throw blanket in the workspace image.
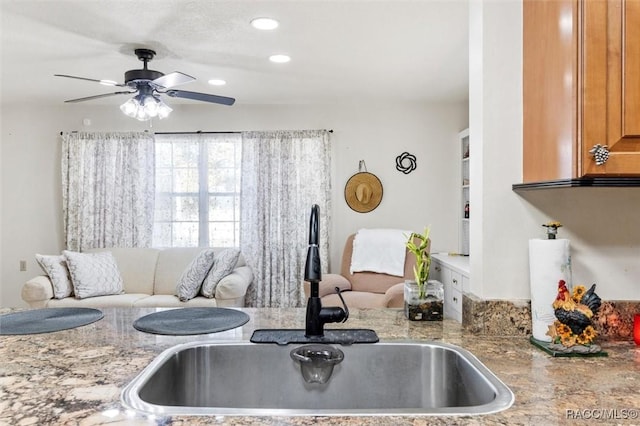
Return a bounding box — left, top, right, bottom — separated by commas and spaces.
350, 228, 410, 276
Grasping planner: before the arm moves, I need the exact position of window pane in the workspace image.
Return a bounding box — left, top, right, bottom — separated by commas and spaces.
209, 222, 235, 247
174, 168, 199, 192
173, 142, 199, 167
208, 142, 235, 167
173, 222, 199, 247
174, 196, 199, 221
208, 169, 237, 192
209, 195, 235, 220
153, 134, 241, 248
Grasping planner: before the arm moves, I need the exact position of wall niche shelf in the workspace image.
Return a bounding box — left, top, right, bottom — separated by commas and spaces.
459, 128, 470, 256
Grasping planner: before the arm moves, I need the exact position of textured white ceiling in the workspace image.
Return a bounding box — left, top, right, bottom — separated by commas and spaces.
0, 0, 469, 106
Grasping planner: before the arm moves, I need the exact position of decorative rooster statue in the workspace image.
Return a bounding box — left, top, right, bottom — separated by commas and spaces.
548, 280, 602, 347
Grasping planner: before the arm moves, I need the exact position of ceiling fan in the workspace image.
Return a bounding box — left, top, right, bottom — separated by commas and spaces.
55, 48, 235, 121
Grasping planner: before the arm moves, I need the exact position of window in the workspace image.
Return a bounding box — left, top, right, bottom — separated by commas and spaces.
153, 133, 241, 247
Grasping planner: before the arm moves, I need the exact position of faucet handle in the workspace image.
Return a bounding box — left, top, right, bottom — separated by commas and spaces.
334, 287, 349, 323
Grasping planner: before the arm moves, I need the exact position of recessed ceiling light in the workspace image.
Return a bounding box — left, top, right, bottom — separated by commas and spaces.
251, 17, 279, 30
269, 54, 291, 63
208, 79, 227, 86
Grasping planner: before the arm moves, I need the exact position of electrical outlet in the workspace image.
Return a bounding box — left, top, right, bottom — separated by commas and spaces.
19, 260, 27, 272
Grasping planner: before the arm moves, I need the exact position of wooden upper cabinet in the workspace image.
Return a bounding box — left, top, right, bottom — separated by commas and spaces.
523, 0, 640, 183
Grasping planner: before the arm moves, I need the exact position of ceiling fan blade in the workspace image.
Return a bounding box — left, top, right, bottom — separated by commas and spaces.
165, 90, 235, 106
64, 91, 134, 103
54, 74, 126, 87
151, 72, 195, 89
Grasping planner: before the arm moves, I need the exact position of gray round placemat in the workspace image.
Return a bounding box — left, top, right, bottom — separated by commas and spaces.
133, 307, 250, 335
0, 308, 104, 335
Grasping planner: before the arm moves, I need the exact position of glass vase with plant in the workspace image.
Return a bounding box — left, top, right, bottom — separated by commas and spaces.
406, 226, 432, 298
404, 226, 442, 321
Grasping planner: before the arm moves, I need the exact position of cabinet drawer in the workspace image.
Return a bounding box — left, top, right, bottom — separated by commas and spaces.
446, 287, 463, 322
450, 270, 462, 292
449, 287, 462, 312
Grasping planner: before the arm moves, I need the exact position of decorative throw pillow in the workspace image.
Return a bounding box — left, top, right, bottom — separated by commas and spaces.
63, 250, 124, 299
201, 248, 241, 298
35, 254, 73, 299
175, 249, 216, 301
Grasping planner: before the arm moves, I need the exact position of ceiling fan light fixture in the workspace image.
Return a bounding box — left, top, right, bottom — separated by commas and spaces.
58, 49, 235, 118
135, 107, 149, 121
156, 99, 173, 119
250, 17, 279, 30
120, 95, 172, 121
120, 98, 139, 117
143, 96, 160, 117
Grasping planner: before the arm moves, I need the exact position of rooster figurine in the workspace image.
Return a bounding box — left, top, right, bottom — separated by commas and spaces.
550, 280, 602, 346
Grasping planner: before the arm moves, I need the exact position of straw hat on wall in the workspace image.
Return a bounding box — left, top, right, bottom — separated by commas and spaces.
344, 172, 383, 213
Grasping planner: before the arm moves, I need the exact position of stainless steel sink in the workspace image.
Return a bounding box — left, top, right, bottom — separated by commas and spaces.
121, 341, 514, 416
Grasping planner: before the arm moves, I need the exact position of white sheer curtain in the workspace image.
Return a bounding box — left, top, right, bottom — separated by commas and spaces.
61, 131, 155, 251
240, 130, 331, 308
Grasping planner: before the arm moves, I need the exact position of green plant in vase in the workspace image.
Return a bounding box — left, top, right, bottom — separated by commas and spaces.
404, 226, 442, 321
406, 226, 432, 298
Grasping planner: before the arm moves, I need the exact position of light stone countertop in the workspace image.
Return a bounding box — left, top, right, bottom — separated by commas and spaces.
431, 253, 470, 276
1, 307, 639, 425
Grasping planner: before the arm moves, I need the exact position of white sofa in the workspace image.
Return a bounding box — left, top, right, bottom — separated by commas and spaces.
22, 247, 253, 308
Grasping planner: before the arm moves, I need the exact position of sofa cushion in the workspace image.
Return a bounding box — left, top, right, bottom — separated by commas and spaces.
45, 293, 149, 308
35, 254, 73, 299
63, 250, 124, 299
154, 248, 236, 295
201, 248, 241, 298
176, 249, 216, 301
88, 248, 160, 294
133, 295, 219, 307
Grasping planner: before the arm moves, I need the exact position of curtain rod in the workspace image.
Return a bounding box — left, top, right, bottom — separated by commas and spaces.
155, 131, 241, 135
157, 130, 334, 135
61, 129, 333, 135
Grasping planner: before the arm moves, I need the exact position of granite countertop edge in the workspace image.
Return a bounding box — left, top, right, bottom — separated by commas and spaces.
1, 307, 639, 425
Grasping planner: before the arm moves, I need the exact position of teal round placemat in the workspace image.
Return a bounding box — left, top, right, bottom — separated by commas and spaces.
0, 308, 104, 335
133, 307, 250, 335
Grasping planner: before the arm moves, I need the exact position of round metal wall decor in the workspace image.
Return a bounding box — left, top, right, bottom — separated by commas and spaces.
396, 152, 417, 174
344, 172, 383, 213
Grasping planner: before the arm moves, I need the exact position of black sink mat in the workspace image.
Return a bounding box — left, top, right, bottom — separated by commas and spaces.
133, 307, 249, 335
251, 328, 379, 345
0, 308, 104, 335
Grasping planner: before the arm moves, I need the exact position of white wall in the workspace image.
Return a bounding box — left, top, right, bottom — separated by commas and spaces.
470, 0, 640, 301
0, 101, 468, 307
0, 106, 3, 307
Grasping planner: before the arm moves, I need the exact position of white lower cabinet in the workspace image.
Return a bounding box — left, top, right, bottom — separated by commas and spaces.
431, 255, 470, 323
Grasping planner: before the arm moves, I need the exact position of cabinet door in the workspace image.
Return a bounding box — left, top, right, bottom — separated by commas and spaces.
582, 0, 640, 176
523, 0, 578, 182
